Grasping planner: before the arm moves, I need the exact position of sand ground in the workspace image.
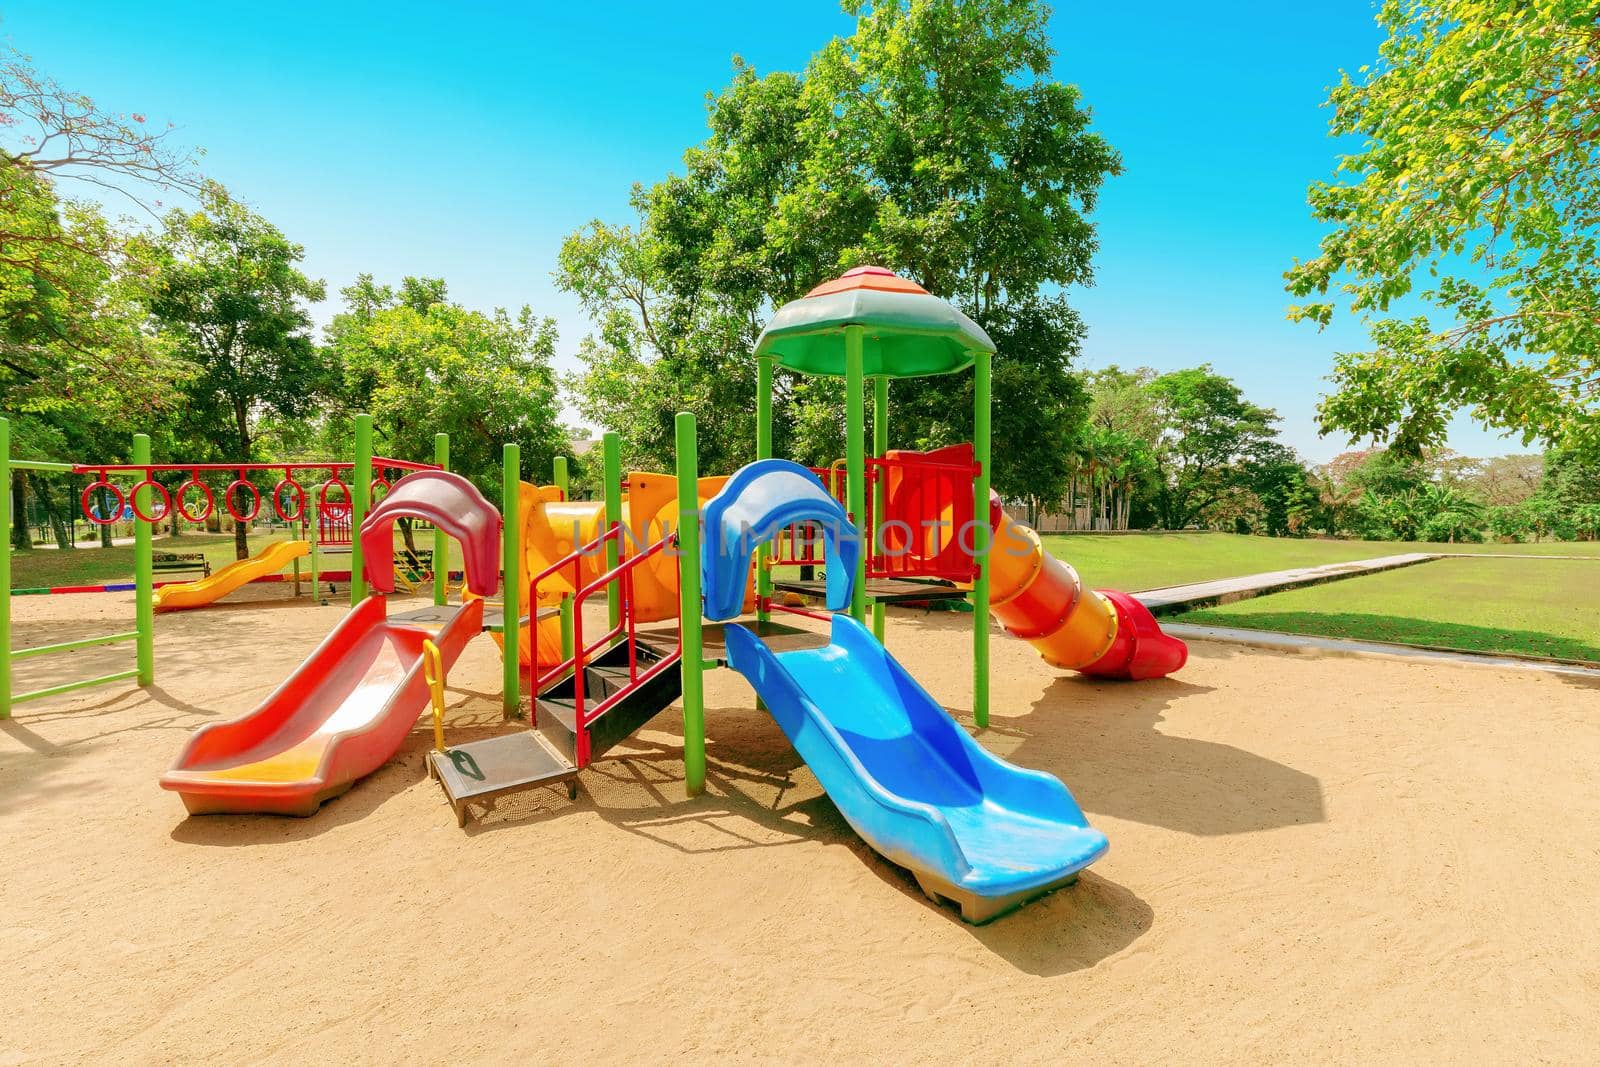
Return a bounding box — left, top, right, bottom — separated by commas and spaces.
2, 585, 1597, 1064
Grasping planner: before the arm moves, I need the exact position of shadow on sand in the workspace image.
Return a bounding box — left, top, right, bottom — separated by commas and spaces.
997, 670, 1325, 836
441, 710, 1152, 976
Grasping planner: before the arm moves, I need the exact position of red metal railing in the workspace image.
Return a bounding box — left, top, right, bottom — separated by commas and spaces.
769, 462, 858, 570
529, 525, 682, 768
759, 594, 832, 623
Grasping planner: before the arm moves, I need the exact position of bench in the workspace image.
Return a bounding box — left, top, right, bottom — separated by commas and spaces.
394, 548, 434, 596
152, 552, 212, 579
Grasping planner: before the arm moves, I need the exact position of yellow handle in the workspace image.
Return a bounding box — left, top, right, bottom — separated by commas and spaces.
421, 638, 446, 753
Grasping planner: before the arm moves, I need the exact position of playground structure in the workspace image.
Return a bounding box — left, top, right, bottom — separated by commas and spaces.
5, 267, 1188, 922
748, 268, 1187, 712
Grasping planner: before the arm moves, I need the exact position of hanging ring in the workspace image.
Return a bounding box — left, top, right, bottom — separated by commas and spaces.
225, 477, 262, 522
81, 476, 124, 526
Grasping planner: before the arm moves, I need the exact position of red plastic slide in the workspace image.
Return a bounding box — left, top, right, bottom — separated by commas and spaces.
162, 469, 503, 817
160, 598, 480, 812
160, 596, 483, 816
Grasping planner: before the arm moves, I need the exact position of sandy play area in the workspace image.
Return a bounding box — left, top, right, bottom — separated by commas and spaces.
3, 586, 1598, 1063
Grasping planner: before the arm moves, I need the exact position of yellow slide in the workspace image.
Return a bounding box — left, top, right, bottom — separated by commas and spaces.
153, 540, 311, 612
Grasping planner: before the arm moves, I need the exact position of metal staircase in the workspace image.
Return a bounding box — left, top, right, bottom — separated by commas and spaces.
427, 526, 682, 826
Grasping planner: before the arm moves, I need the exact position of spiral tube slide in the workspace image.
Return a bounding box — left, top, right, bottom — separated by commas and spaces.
986, 501, 1187, 680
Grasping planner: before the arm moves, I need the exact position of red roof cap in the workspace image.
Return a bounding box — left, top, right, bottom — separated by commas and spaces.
805, 266, 929, 299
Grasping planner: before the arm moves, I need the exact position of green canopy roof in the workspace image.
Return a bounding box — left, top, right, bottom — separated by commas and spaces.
753, 285, 994, 379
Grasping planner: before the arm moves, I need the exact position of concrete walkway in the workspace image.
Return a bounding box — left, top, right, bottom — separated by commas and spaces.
1133, 552, 1439, 616
1163, 621, 1600, 682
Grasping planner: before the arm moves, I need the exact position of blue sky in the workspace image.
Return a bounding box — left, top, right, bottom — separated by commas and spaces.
4, 1, 1528, 462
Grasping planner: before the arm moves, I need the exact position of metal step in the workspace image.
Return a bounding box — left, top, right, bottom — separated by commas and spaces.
534, 641, 683, 766
427, 730, 577, 827
768, 576, 970, 605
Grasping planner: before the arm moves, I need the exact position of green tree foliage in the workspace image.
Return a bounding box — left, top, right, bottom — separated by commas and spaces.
1065, 367, 1161, 530
1243, 447, 1323, 537
1308, 446, 1599, 543
1145, 367, 1282, 530
138, 182, 326, 558
559, 0, 1117, 502
1, 46, 200, 549
1288, 0, 1600, 457
327, 275, 568, 500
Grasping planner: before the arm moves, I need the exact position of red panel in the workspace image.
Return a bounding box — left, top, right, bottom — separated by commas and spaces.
876, 443, 979, 581
360, 471, 502, 596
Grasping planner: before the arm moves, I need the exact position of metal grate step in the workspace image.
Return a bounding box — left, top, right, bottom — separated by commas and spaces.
427, 730, 577, 827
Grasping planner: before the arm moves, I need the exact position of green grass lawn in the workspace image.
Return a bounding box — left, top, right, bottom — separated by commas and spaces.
1037, 531, 1600, 593
1179, 556, 1600, 662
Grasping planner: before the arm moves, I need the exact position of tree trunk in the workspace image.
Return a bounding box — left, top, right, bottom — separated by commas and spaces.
10, 472, 30, 551
398, 515, 418, 554
233, 403, 252, 560
38, 480, 73, 550
94, 484, 114, 547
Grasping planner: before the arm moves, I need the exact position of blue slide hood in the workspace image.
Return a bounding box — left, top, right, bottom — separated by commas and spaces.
699, 459, 860, 622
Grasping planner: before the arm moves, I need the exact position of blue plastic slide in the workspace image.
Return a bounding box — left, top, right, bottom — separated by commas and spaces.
705, 460, 1108, 922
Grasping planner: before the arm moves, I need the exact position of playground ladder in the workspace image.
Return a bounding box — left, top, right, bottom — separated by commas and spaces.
427, 528, 681, 826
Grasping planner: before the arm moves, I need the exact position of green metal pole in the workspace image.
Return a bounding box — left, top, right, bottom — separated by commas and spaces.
756, 354, 773, 624
311, 531, 322, 606
553, 455, 569, 497
351, 413, 372, 605
602, 432, 622, 631
502, 442, 521, 719
845, 326, 867, 624
872, 375, 888, 642
133, 432, 154, 687
674, 412, 706, 796
1, 417, 11, 719
553, 455, 573, 660
972, 349, 992, 729
433, 432, 449, 606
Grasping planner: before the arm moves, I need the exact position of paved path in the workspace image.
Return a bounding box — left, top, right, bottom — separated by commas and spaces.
1133, 552, 1439, 616
1163, 622, 1600, 681
1434, 551, 1600, 560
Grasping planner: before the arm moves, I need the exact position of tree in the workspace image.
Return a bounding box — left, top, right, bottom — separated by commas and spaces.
1083, 366, 1162, 529
1247, 447, 1322, 537
138, 182, 326, 558
559, 0, 1118, 503
328, 275, 569, 504
1, 46, 199, 547
1145, 367, 1281, 529
0, 45, 197, 402
557, 220, 760, 477
1472, 454, 1543, 506
1288, 0, 1600, 457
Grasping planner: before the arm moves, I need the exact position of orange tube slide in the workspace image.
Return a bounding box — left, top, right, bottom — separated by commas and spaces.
985, 503, 1187, 680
